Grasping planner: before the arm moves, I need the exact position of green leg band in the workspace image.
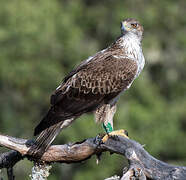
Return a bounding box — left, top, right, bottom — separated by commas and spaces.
102, 122, 113, 133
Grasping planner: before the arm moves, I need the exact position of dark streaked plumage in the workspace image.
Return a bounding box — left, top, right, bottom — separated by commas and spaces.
29, 18, 145, 157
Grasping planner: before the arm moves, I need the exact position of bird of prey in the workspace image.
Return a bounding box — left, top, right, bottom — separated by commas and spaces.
30, 18, 145, 157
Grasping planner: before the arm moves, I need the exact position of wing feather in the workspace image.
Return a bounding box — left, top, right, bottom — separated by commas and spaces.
36, 55, 137, 135
51, 55, 137, 106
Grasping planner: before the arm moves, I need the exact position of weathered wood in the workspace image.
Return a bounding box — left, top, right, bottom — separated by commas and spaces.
0, 133, 186, 179
101, 137, 186, 180
0, 134, 99, 163
0, 150, 22, 169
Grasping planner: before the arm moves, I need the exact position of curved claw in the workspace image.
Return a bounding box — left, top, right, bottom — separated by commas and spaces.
102, 129, 129, 143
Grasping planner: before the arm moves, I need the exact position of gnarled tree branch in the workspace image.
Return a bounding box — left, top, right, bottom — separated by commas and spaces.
0, 133, 186, 180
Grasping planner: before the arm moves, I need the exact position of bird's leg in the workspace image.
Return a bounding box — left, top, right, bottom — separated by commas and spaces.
101, 103, 116, 134
102, 122, 113, 134
95, 103, 129, 143
101, 104, 129, 143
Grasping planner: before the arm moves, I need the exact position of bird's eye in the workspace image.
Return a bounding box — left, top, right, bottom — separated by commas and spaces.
131, 23, 138, 28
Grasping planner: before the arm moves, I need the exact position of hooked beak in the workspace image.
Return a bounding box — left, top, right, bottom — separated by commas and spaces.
121, 21, 129, 33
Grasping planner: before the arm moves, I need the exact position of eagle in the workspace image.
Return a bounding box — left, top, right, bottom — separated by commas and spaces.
29, 18, 145, 157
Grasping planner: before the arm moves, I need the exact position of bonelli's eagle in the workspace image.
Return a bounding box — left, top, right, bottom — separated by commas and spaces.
30, 18, 145, 157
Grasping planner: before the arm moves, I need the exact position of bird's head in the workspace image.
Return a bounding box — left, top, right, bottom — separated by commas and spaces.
121, 18, 144, 40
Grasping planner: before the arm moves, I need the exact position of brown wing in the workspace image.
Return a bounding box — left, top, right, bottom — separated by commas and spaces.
52, 55, 137, 104
34, 55, 137, 135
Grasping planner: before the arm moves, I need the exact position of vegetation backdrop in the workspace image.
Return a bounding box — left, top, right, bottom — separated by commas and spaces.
0, 0, 186, 179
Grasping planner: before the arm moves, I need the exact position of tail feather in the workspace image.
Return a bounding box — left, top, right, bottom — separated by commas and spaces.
28, 121, 64, 158
34, 109, 61, 136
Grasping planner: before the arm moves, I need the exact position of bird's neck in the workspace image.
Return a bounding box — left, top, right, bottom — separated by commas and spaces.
120, 33, 141, 59
117, 33, 145, 77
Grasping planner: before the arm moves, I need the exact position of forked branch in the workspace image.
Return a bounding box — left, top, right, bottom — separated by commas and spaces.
0, 133, 186, 180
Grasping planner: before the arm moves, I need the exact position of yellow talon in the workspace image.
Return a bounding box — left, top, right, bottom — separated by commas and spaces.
102, 129, 129, 143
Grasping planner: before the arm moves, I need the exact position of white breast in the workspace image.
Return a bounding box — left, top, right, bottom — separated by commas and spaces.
120, 33, 145, 78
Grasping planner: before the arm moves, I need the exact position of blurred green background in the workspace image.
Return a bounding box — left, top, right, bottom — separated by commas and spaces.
0, 0, 186, 179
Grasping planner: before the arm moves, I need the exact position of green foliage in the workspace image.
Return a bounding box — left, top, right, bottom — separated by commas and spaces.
0, 0, 186, 179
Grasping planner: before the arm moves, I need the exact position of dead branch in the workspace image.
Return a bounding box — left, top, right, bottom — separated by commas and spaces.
0, 150, 22, 169
0, 134, 100, 163
0, 133, 186, 180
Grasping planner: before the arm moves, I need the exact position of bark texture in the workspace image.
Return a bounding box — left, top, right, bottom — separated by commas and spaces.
0, 133, 186, 179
